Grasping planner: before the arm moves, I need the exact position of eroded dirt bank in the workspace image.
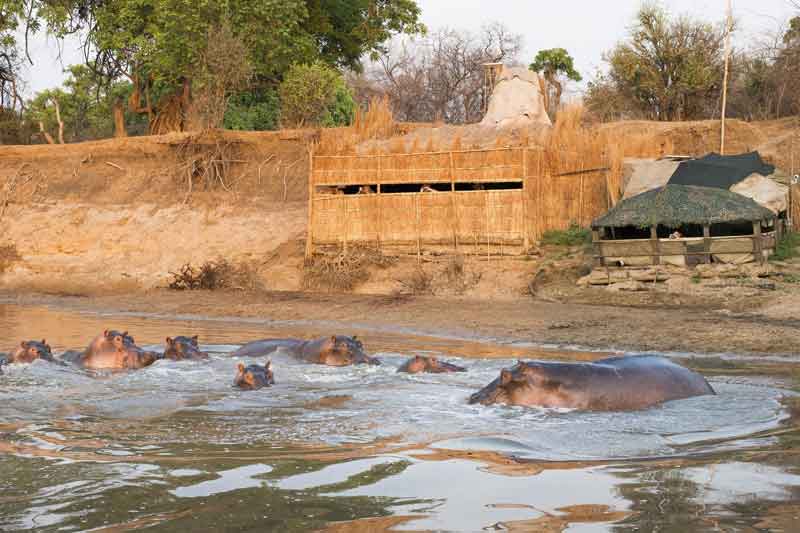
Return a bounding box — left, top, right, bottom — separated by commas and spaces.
4, 290, 799, 356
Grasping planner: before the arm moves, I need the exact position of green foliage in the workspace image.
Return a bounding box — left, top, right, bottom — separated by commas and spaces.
44, 0, 423, 89
224, 90, 280, 131
772, 231, 800, 261
541, 223, 591, 246
529, 48, 582, 82
279, 62, 354, 128
321, 82, 356, 127
585, 3, 725, 121
24, 64, 140, 142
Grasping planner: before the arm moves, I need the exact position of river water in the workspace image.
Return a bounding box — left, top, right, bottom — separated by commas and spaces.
1, 302, 799, 531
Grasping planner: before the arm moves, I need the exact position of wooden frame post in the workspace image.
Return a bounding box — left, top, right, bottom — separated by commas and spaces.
703, 224, 711, 264
650, 225, 660, 266
753, 220, 763, 264
592, 228, 603, 267
522, 147, 530, 249
305, 145, 315, 259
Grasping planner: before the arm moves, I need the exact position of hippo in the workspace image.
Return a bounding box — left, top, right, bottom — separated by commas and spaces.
8, 340, 55, 364
234, 361, 275, 390
164, 336, 208, 361
232, 336, 380, 366
469, 355, 715, 411
398, 355, 466, 374
62, 330, 160, 370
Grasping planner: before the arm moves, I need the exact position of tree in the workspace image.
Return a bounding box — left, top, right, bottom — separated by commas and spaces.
36, 0, 424, 133
362, 23, 523, 124
279, 62, 355, 128
529, 48, 581, 117
24, 64, 144, 143
192, 18, 253, 130
585, 3, 726, 121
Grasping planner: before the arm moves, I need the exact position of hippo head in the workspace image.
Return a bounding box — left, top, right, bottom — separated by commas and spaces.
102, 330, 160, 369
319, 336, 380, 366
14, 340, 54, 363
164, 336, 208, 360
401, 355, 466, 374
234, 361, 275, 390
469, 361, 564, 407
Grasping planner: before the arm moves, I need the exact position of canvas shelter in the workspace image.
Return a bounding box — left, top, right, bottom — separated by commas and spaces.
591, 184, 779, 267
623, 151, 787, 213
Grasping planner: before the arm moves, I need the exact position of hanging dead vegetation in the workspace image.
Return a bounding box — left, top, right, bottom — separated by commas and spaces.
172, 131, 244, 201
303, 244, 396, 292
167, 259, 263, 291
0, 164, 47, 218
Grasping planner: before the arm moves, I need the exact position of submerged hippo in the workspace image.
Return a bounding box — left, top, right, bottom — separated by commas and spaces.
469, 355, 715, 411
164, 336, 208, 361
8, 340, 55, 364
62, 330, 160, 370
398, 355, 466, 374
234, 361, 275, 390
232, 336, 380, 366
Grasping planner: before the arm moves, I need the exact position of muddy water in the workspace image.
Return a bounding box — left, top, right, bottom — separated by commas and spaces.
1, 303, 799, 532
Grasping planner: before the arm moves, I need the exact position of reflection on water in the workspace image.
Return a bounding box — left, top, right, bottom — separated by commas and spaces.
0, 303, 799, 532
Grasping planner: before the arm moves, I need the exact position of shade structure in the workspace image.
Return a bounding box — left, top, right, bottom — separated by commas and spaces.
592, 184, 776, 229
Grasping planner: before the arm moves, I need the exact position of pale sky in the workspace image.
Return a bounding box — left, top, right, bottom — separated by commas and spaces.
19, 0, 798, 97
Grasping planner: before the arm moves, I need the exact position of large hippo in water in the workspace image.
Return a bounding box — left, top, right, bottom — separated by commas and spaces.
469, 355, 715, 411
163, 336, 208, 361
62, 330, 160, 370
398, 355, 466, 374
234, 361, 275, 390
232, 336, 380, 366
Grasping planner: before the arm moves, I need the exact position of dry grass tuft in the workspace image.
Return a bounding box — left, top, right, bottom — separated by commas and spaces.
396, 266, 434, 295
0, 244, 21, 274
440, 254, 481, 294
303, 245, 396, 292
168, 259, 263, 291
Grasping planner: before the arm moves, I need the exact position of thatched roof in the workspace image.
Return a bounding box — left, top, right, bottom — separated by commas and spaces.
592, 184, 776, 229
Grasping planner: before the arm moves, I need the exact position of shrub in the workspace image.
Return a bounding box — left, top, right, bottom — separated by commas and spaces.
224, 89, 280, 131
279, 62, 355, 128
541, 223, 592, 246
168, 260, 262, 291
397, 267, 434, 295
772, 231, 800, 261
303, 245, 395, 292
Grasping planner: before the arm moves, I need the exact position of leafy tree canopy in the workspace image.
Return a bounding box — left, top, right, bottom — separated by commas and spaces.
529, 48, 582, 82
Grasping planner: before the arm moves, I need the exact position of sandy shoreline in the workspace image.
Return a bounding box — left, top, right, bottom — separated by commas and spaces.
2, 289, 798, 357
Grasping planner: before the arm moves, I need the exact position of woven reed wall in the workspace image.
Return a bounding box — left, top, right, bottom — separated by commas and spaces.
309, 146, 610, 254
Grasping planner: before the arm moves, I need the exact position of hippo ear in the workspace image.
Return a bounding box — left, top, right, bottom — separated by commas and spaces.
41, 339, 46, 345
430, 356, 438, 363
166, 337, 173, 346
122, 331, 128, 337
330, 335, 337, 344
191, 335, 199, 345
237, 363, 245, 373
266, 359, 273, 371
20, 341, 27, 348
103, 329, 109, 337
500, 369, 513, 385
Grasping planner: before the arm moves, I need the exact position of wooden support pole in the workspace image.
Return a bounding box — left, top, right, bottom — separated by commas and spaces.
592, 229, 603, 267
703, 224, 711, 264
450, 151, 458, 251
720, 0, 733, 155
650, 225, 660, 266
753, 220, 763, 264
305, 146, 315, 259
416, 194, 421, 262
522, 147, 530, 249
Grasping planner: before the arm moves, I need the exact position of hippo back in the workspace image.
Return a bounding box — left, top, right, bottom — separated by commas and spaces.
584, 355, 715, 410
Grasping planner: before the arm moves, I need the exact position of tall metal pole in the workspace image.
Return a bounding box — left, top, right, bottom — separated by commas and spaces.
720, 0, 733, 155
